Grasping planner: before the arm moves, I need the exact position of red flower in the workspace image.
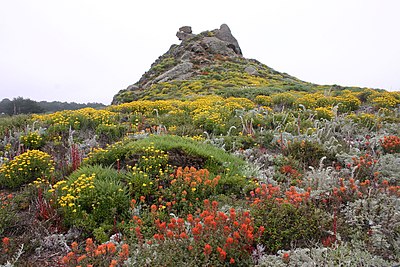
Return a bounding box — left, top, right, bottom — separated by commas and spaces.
282, 252, 290, 263
2, 237, 10, 252
217, 247, 227, 260
179, 232, 188, 239
204, 243, 212, 255
230, 258, 235, 264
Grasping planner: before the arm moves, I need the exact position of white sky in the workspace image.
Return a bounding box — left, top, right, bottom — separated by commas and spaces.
0, 0, 399, 104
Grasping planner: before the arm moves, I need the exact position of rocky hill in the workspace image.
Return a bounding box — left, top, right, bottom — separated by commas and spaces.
112, 24, 349, 104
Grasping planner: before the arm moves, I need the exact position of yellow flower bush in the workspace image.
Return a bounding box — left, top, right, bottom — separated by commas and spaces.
335, 92, 361, 112
346, 113, 377, 129
371, 92, 400, 108
20, 131, 44, 149
315, 107, 333, 120
0, 150, 54, 188
255, 95, 273, 106
33, 108, 120, 134
271, 92, 296, 108
295, 93, 320, 109
52, 174, 95, 209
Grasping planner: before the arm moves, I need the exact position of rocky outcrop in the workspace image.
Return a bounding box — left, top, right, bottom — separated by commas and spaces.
112, 24, 309, 104
112, 24, 245, 104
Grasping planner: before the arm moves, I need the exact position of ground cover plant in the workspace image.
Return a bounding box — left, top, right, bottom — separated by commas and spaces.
0, 87, 399, 266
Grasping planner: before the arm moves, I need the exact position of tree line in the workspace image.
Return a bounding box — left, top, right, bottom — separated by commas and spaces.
0, 97, 105, 116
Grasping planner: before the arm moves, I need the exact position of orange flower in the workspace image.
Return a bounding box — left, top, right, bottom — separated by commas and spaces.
2, 237, 10, 252
233, 231, 240, 239
119, 243, 129, 259
71, 241, 78, 252
85, 238, 94, 253
77, 255, 87, 262
107, 242, 117, 253
166, 230, 174, 238
61, 256, 69, 264
151, 204, 157, 213
229, 258, 235, 264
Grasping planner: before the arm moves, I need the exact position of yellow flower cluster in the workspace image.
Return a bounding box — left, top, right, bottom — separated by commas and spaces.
32, 108, 119, 129
20, 132, 43, 149
0, 150, 54, 179
32, 177, 50, 188
371, 92, 400, 108
51, 173, 95, 211
136, 144, 168, 174
255, 95, 273, 107
83, 141, 124, 163
346, 113, 376, 127
315, 107, 333, 120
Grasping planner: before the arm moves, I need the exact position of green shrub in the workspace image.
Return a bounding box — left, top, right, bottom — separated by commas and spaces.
271, 93, 296, 108
252, 201, 329, 253
0, 150, 55, 189
95, 123, 127, 143
286, 140, 333, 169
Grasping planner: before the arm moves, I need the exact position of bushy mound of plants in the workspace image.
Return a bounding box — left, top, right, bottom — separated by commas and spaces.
84, 135, 248, 193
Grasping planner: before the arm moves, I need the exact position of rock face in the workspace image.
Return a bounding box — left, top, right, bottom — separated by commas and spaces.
112, 24, 245, 104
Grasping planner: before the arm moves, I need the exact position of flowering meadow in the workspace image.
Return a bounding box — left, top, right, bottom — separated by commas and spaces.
0, 88, 400, 266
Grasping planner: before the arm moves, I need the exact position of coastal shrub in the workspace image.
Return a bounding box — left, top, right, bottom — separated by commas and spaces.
250, 185, 330, 253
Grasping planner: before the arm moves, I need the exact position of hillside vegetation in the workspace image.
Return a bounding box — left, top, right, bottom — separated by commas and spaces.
0, 25, 399, 266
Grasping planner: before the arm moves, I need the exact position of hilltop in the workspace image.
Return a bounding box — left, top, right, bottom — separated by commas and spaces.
112, 24, 363, 104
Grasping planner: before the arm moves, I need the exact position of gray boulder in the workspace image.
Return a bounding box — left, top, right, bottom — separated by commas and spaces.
244, 66, 258, 75
179, 26, 192, 34
145, 61, 194, 87
177, 26, 194, 41
201, 37, 238, 57
214, 24, 242, 55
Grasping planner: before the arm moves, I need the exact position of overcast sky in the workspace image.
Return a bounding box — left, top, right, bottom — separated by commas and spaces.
1, 0, 399, 104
